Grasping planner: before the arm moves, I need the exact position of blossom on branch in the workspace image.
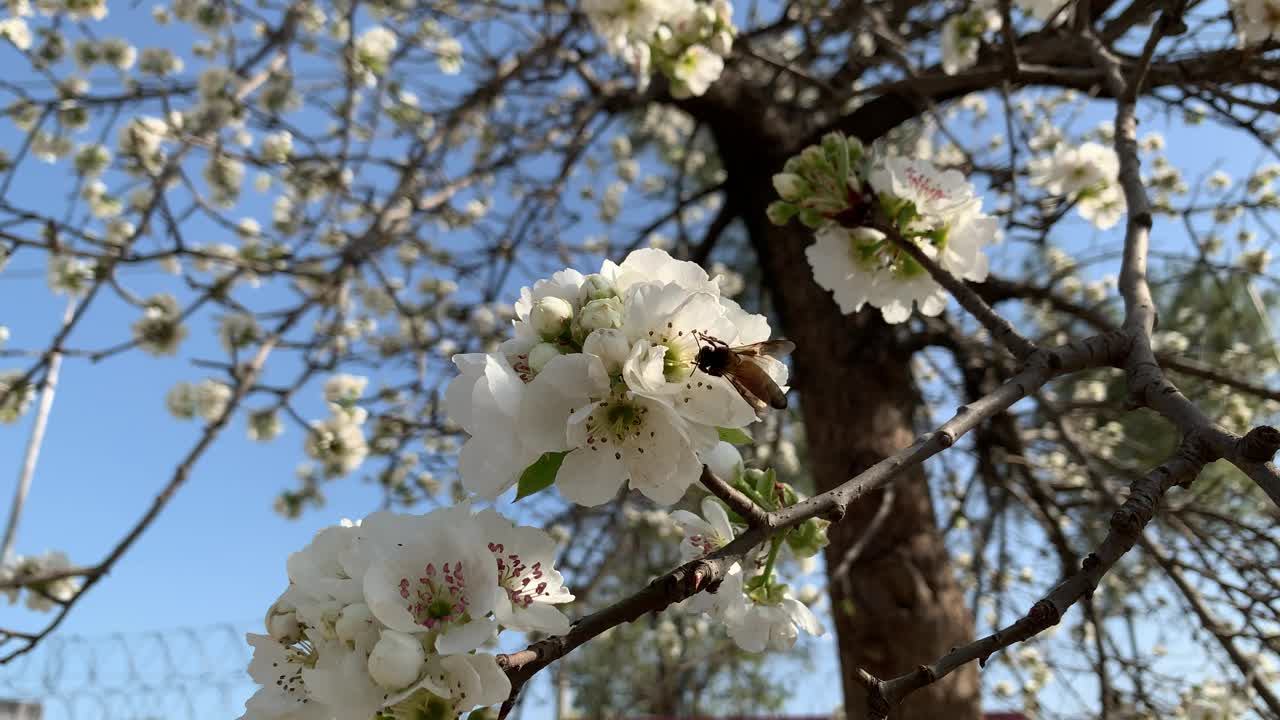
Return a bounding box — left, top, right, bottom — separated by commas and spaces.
941, 5, 1001, 75
581, 0, 736, 97
241, 504, 567, 719
446, 249, 787, 506
770, 133, 996, 323
1029, 141, 1126, 229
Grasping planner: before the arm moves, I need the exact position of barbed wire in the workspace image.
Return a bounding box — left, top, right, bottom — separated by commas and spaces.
0, 622, 256, 720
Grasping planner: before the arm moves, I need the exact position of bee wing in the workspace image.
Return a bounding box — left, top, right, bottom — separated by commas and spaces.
731, 339, 796, 360
726, 371, 771, 417
732, 357, 789, 410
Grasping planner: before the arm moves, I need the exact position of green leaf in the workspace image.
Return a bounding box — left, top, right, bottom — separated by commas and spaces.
515, 451, 568, 500
754, 467, 775, 500
717, 427, 753, 445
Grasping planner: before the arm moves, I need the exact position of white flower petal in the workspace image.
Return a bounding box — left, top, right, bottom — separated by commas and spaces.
556, 447, 628, 506
435, 615, 498, 655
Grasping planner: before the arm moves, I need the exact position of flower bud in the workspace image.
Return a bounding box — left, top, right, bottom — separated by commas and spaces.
702, 440, 743, 482
335, 603, 374, 644
248, 409, 283, 442
785, 517, 831, 559
368, 629, 426, 690
772, 173, 809, 202
467, 305, 497, 335
766, 201, 799, 226
265, 600, 301, 644
578, 297, 623, 332
527, 342, 562, 374
582, 328, 631, 375
530, 296, 573, 339
710, 30, 734, 56
578, 273, 615, 302
797, 584, 821, 605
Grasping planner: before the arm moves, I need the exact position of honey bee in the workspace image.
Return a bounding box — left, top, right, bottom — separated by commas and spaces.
694, 334, 795, 416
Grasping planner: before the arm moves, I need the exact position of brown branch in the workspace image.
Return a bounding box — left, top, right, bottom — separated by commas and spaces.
857, 441, 1210, 718
494, 333, 1127, 708
1141, 532, 1280, 716
0, 300, 312, 664
698, 465, 770, 528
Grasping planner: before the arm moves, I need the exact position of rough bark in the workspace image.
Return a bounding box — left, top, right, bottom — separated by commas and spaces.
687, 78, 980, 719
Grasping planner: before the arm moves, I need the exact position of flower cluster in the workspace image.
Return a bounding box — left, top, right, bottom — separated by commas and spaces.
582, 0, 736, 97
132, 294, 188, 356
446, 249, 788, 506
306, 375, 372, 478
0, 551, 81, 612
1029, 141, 1125, 230
0, 371, 34, 424
165, 378, 232, 422
941, 5, 1001, 75
769, 132, 996, 323
242, 504, 572, 720
1231, 0, 1280, 46
668, 443, 827, 653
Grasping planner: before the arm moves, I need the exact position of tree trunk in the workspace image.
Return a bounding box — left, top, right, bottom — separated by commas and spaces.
690, 79, 981, 719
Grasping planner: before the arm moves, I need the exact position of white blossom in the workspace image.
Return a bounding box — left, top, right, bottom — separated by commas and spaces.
475, 508, 574, 634
47, 255, 95, 296
130, 294, 187, 356
670, 495, 736, 561
360, 506, 501, 655
305, 408, 370, 476
449, 249, 782, 505
728, 588, 825, 652
1232, 0, 1280, 45
445, 353, 542, 498
260, 131, 293, 163
219, 313, 260, 352
522, 354, 712, 505
1029, 142, 1126, 229
807, 157, 995, 323
0, 371, 33, 423
241, 634, 329, 719
355, 26, 397, 77
194, 379, 232, 422
323, 373, 368, 406
0, 17, 31, 49
670, 44, 724, 98
941, 6, 1000, 75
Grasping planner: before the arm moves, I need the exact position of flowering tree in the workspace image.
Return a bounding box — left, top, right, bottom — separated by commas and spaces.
2, 0, 1280, 717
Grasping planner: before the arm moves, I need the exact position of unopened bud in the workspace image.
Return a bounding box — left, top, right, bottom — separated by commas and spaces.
335, 603, 375, 644
772, 173, 809, 202
578, 297, 623, 332
578, 273, 615, 302
527, 342, 562, 373
265, 601, 301, 644
703, 440, 743, 482
530, 296, 573, 339
368, 630, 426, 690
710, 30, 734, 56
